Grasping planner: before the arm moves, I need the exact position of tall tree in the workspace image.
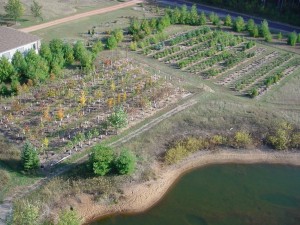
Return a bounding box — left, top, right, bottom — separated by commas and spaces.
4, 0, 24, 23
30, 0, 43, 21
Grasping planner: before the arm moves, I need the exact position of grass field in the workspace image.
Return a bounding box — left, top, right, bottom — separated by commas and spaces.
0, 0, 127, 28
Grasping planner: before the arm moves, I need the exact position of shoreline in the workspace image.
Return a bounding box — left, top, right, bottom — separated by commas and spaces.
69, 149, 300, 224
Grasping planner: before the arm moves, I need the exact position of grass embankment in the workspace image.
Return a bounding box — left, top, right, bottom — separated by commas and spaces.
0, 135, 41, 203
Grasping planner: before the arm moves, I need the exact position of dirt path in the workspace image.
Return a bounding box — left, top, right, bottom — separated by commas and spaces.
19, 0, 143, 33
0, 93, 199, 225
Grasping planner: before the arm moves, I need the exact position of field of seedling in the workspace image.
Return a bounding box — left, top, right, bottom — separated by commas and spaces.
136, 26, 300, 98
0, 56, 188, 167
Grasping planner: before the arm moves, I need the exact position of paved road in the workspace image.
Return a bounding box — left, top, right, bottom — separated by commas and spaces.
20, 0, 142, 33
157, 0, 300, 33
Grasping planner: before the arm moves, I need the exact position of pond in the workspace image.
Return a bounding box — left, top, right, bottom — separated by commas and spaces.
90, 164, 300, 225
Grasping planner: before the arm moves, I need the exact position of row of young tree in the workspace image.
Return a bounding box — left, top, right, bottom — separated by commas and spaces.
0, 39, 104, 96
130, 5, 299, 47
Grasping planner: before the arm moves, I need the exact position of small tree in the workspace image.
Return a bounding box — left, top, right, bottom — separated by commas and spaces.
57, 209, 81, 225
199, 11, 207, 25
278, 32, 283, 40
113, 29, 124, 43
92, 40, 104, 54
21, 141, 40, 171
0, 56, 15, 83
233, 16, 245, 32
287, 32, 297, 46
63, 43, 74, 65
189, 4, 198, 25
107, 106, 128, 133
224, 14, 232, 26
73, 41, 86, 61
106, 35, 118, 50
39, 43, 52, 63
5, 0, 24, 24
11, 200, 39, 225
30, 0, 43, 21
260, 19, 272, 42
89, 145, 114, 176
246, 19, 255, 33
129, 41, 137, 51
115, 149, 136, 175
12, 51, 27, 77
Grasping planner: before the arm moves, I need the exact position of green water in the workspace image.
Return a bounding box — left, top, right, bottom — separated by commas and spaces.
91, 164, 300, 225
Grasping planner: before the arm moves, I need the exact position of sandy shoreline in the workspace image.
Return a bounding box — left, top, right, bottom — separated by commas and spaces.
68, 149, 300, 224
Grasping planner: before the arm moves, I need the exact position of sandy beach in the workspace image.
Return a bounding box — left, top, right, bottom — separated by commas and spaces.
64, 149, 300, 224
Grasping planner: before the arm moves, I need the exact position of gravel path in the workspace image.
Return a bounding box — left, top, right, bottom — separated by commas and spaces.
20, 0, 142, 33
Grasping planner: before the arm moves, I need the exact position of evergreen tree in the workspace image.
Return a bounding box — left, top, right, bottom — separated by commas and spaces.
89, 145, 114, 176
106, 35, 118, 50
287, 32, 297, 46
199, 11, 207, 25
233, 16, 245, 32
39, 43, 52, 63
63, 43, 75, 65
21, 141, 40, 171
11, 51, 27, 78
115, 149, 136, 175
0, 56, 15, 83
224, 14, 232, 26
73, 41, 85, 61
189, 4, 198, 25
179, 4, 188, 24
246, 19, 255, 33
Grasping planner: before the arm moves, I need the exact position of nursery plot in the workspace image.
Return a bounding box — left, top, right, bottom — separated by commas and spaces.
0, 57, 188, 167
244, 57, 300, 96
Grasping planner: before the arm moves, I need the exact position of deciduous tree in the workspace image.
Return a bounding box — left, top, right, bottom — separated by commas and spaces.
4, 0, 24, 23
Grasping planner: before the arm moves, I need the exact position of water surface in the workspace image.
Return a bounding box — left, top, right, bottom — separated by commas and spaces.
91, 164, 300, 225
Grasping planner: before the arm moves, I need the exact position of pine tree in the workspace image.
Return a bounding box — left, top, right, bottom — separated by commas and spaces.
21, 142, 40, 171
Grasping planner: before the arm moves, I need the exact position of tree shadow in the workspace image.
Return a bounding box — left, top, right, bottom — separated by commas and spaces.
0, 159, 44, 178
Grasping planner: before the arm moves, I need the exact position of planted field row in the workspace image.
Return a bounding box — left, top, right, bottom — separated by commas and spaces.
202, 50, 257, 78
0, 57, 188, 166
219, 51, 279, 86
233, 53, 293, 91
178, 32, 245, 69
247, 57, 300, 97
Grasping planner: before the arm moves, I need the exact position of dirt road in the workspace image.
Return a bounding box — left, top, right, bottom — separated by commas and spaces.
20, 0, 143, 33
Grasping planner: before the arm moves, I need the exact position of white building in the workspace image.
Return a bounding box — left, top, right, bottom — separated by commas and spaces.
0, 26, 41, 61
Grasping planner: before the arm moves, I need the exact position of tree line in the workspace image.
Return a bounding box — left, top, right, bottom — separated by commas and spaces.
0, 39, 104, 96
188, 0, 300, 26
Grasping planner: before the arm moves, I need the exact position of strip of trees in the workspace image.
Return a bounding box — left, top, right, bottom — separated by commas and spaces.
0, 39, 104, 96
188, 0, 300, 27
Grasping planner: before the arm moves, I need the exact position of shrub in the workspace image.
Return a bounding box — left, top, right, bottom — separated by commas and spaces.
232, 131, 252, 148
129, 41, 137, 51
165, 144, 189, 164
10, 200, 39, 225
249, 88, 258, 98
291, 133, 300, 149
21, 141, 40, 171
267, 122, 293, 150
115, 149, 136, 175
89, 145, 114, 176
210, 135, 227, 146
57, 209, 81, 225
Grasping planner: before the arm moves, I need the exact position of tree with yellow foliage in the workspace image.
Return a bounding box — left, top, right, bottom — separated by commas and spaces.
43, 106, 51, 121
107, 98, 114, 109
57, 107, 64, 121
79, 90, 86, 106
110, 80, 116, 92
